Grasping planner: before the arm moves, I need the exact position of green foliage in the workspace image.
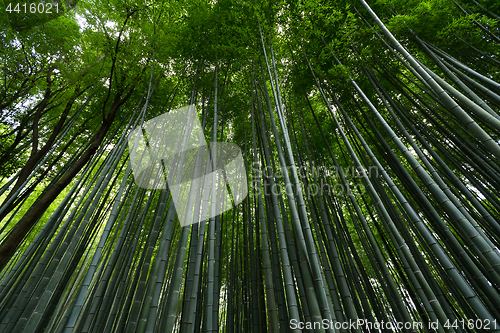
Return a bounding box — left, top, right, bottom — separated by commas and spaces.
1, 0, 500, 332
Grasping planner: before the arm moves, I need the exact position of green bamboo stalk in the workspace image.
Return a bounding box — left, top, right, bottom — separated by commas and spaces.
359, 0, 500, 160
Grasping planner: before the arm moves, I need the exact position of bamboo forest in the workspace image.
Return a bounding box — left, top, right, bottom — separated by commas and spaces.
1, 0, 500, 331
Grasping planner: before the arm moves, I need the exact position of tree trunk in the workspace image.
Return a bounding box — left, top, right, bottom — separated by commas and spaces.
0, 92, 130, 269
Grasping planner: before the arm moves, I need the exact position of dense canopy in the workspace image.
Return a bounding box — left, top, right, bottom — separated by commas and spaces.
1, 0, 500, 332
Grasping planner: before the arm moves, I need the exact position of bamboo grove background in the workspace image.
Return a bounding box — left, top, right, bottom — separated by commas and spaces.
1, 0, 500, 332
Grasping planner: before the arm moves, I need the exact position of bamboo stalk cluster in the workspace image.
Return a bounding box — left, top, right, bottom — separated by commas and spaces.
0, 0, 500, 332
